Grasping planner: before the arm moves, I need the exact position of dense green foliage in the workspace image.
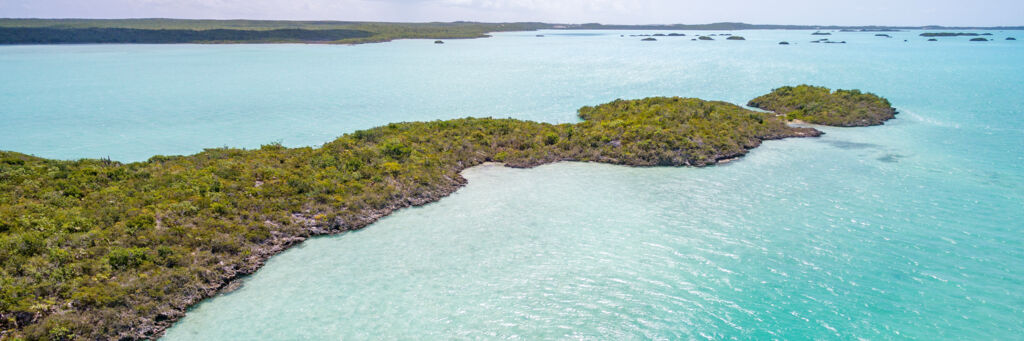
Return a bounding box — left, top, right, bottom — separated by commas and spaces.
0, 28, 372, 44
0, 92, 890, 339
0, 20, 549, 44
747, 85, 897, 127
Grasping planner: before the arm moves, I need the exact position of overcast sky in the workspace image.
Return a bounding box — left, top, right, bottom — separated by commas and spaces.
1, 0, 1022, 26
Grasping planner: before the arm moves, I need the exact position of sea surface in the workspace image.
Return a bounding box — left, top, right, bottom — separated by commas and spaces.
2, 29, 1022, 339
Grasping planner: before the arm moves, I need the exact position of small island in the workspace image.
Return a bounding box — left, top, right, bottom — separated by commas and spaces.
726, 36, 746, 40
0, 86, 896, 339
747, 85, 897, 126
875, 34, 892, 38
1008, 37, 1017, 41
641, 37, 657, 41
970, 37, 989, 41
779, 41, 790, 45
698, 36, 714, 40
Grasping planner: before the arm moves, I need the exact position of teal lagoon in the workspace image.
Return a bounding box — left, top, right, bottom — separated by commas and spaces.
1, 29, 1022, 339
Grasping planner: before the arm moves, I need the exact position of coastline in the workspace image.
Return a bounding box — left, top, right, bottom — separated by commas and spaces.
0, 87, 893, 339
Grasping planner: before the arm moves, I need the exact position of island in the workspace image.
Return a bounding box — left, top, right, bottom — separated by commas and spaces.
0, 86, 896, 340
747, 85, 896, 126
726, 36, 746, 40
698, 36, 714, 40
970, 37, 989, 41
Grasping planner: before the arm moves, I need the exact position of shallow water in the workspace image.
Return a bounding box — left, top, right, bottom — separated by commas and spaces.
2, 29, 1022, 339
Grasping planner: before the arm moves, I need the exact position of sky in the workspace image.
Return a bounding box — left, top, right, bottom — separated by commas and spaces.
1, 0, 1022, 26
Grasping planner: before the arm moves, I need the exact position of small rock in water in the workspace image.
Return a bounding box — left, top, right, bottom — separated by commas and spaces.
1008, 37, 1017, 41
779, 41, 790, 45
928, 38, 938, 41
698, 36, 713, 40
726, 36, 746, 40
434, 40, 444, 44
642, 37, 657, 41
970, 37, 989, 42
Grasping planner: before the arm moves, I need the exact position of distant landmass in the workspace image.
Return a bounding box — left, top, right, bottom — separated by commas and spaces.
0, 19, 1021, 44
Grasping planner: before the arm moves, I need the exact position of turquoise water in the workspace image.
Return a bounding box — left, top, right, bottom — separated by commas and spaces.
2, 29, 1023, 339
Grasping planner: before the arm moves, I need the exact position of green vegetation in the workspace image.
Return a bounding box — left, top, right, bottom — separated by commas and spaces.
747, 85, 897, 127
0, 90, 892, 339
0, 27, 372, 44
726, 36, 746, 40
0, 19, 549, 44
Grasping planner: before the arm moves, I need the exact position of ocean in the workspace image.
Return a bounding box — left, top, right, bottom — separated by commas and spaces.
2, 29, 1022, 339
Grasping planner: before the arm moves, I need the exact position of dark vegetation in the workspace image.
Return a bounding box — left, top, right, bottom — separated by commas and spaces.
0, 20, 549, 44
0, 27, 372, 44
748, 85, 896, 127
0, 87, 898, 339
726, 36, 746, 40
970, 37, 989, 41
698, 36, 714, 40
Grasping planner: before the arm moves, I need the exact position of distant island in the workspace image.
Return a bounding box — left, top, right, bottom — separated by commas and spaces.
0, 85, 895, 339
0, 19, 1021, 44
